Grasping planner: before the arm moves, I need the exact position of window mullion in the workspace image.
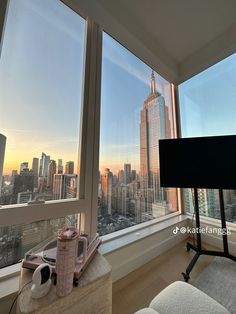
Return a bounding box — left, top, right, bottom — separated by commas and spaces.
0, 199, 89, 226
0, 0, 8, 58
79, 18, 102, 240
173, 84, 184, 213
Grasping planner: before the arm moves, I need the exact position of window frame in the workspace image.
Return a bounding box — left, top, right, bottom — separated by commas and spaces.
0, 0, 103, 241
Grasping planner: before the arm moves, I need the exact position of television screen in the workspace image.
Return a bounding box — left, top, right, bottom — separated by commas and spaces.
159, 135, 236, 189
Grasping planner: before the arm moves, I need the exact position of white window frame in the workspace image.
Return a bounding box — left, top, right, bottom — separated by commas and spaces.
0, 0, 103, 241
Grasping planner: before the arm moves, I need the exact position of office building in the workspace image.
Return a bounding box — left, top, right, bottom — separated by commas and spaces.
140, 71, 171, 210
57, 159, 63, 174
65, 161, 74, 174
31, 158, 39, 188
53, 174, 77, 200
124, 163, 131, 184
47, 160, 56, 190
31, 158, 39, 177
0, 134, 6, 195
101, 168, 113, 214
11, 170, 18, 184
131, 170, 137, 182
118, 169, 125, 184
39, 152, 50, 177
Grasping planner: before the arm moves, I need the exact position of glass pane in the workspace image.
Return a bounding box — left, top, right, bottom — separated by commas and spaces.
98, 33, 178, 236
0, 214, 78, 268
0, 0, 86, 205
179, 53, 236, 223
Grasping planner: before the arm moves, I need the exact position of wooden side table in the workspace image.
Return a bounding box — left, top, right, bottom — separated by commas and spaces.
16, 253, 112, 314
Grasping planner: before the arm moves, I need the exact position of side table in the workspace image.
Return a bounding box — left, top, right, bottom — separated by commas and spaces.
16, 252, 112, 314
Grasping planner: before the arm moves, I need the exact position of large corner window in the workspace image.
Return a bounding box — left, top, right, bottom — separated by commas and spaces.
98, 33, 178, 236
179, 53, 236, 223
0, 0, 87, 268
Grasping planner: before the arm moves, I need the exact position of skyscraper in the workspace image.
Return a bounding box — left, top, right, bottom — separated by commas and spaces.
101, 168, 113, 215
39, 152, 50, 177
32, 158, 39, 188
131, 170, 137, 182
140, 71, 171, 210
57, 159, 63, 174
53, 174, 77, 200
65, 161, 74, 175
124, 163, 131, 184
47, 160, 56, 190
0, 134, 6, 196
32, 158, 39, 177
118, 169, 125, 184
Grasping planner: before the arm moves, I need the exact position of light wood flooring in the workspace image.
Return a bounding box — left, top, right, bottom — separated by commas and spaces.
112, 239, 218, 314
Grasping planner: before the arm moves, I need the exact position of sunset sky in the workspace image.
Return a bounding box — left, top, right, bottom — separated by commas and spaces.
0, 0, 85, 175
1, 0, 236, 177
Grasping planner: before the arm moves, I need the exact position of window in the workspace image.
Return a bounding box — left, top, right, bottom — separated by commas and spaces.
179, 53, 236, 223
0, 0, 90, 268
98, 33, 178, 235
0, 0, 85, 206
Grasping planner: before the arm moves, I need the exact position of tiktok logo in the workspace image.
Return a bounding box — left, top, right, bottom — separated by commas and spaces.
172, 226, 179, 234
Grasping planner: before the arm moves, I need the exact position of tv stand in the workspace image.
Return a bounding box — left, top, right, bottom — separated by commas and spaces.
182, 188, 236, 282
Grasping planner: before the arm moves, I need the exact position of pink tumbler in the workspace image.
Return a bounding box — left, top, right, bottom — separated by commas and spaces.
56, 226, 79, 297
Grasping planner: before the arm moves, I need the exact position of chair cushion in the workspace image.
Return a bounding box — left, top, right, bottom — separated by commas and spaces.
134, 308, 159, 314
149, 281, 230, 314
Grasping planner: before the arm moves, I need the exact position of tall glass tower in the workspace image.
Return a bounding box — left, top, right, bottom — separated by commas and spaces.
0, 134, 6, 196
140, 72, 171, 213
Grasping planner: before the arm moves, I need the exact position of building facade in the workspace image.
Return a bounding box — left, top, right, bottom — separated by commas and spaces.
0, 134, 6, 196
65, 161, 74, 175
47, 160, 56, 190
140, 71, 175, 213
39, 152, 50, 177
101, 168, 113, 215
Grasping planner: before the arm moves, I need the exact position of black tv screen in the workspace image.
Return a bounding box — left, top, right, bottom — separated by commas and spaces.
159, 135, 236, 189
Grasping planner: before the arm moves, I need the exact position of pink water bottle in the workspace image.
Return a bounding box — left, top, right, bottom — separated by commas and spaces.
56, 226, 79, 297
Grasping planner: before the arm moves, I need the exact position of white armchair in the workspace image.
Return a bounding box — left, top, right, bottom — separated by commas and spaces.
135, 281, 229, 314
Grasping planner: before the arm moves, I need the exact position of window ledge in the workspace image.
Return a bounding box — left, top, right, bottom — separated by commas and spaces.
187, 213, 236, 232
99, 213, 189, 255
0, 264, 21, 299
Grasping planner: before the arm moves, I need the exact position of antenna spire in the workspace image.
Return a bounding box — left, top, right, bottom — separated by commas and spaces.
150, 70, 156, 94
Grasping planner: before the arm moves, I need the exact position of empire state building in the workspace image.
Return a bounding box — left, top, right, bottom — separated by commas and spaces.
140, 71, 175, 214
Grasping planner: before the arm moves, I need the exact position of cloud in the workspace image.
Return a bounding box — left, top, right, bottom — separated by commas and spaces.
103, 34, 150, 86
18, 0, 84, 44
103, 34, 171, 96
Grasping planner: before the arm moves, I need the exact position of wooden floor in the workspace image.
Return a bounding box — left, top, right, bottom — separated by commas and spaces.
112, 239, 217, 314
